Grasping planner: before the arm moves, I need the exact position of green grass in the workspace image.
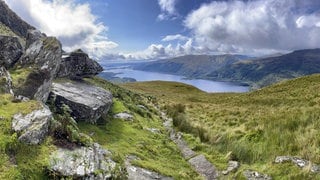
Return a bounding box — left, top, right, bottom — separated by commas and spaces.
81, 77, 202, 179
122, 74, 320, 178
0, 94, 55, 179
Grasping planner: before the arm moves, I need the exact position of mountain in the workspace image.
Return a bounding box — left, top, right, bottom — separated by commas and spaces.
136, 49, 320, 88
134, 54, 250, 78
209, 48, 320, 88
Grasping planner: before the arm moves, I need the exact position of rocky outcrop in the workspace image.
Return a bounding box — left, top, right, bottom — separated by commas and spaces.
49, 81, 113, 123
0, 35, 23, 68
12, 104, 52, 144
0, 1, 35, 38
49, 143, 116, 179
0, 66, 13, 94
15, 31, 62, 102
57, 49, 103, 79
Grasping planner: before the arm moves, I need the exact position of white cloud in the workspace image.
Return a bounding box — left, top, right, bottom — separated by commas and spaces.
120, 39, 204, 60
157, 0, 178, 20
184, 0, 320, 54
162, 34, 188, 42
4, 0, 118, 59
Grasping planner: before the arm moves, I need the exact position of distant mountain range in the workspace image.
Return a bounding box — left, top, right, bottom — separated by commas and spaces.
135, 49, 320, 88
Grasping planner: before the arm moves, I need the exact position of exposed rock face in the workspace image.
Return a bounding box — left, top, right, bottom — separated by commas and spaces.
12, 104, 52, 144
15, 31, 62, 102
0, 66, 13, 94
0, 1, 35, 38
49, 81, 113, 123
57, 49, 103, 79
0, 35, 23, 68
49, 143, 116, 179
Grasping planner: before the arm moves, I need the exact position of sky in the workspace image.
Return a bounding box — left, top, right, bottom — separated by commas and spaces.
4, 0, 320, 60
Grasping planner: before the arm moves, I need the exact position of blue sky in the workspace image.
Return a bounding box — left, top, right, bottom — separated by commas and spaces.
4, 0, 320, 60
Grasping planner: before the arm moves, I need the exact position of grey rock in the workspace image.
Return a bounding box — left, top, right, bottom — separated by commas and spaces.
12, 104, 52, 144
222, 161, 240, 175
125, 155, 173, 180
114, 112, 133, 121
0, 1, 35, 38
57, 49, 103, 79
49, 143, 116, 179
275, 156, 320, 173
243, 170, 272, 180
145, 128, 160, 134
0, 35, 23, 68
25, 29, 46, 48
49, 81, 113, 123
15, 36, 62, 102
188, 155, 218, 180
137, 105, 148, 110
0, 66, 13, 94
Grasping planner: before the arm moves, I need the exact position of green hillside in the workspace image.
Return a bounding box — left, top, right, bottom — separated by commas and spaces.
122, 74, 320, 179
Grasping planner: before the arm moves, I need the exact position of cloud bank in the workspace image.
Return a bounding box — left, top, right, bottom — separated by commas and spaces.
4, 0, 118, 59
184, 0, 320, 54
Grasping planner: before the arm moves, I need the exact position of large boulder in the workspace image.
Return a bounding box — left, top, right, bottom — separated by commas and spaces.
57, 49, 103, 79
0, 66, 13, 94
49, 81, 113, 123
14, 30, 62, 102
48, 143, 116, 179
12, 104, 52, 144
0, 35, 23, 68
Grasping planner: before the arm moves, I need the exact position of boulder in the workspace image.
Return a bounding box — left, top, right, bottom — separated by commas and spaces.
12, 104, 52, 144
0, 35, 23, 68
49, 81, 113, 123
49, 143, 116, 179
57, 49, 103, 79
15, 33, 62, 102
0, 66, 13, 94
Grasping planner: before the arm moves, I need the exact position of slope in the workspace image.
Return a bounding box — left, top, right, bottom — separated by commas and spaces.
122, 74, 320, 179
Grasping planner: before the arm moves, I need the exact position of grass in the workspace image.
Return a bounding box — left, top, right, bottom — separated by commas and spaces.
0, 23, 25, 45
0, 94, 55, 179
122, 74, 320, 178
81, 77, 202, 179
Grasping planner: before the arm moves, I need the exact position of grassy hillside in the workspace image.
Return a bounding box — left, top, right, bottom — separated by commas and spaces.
135, 54, 248, 78
209, 49, 320, 88
122, 74, 320, 179
0, 77, 203, 179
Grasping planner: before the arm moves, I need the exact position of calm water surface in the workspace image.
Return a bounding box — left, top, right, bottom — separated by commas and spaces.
101, 63, 249, 93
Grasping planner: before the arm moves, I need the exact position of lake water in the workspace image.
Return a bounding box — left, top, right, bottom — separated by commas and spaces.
100, 63, 249, 93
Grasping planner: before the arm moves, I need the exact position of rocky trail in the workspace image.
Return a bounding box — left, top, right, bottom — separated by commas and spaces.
160, 110, 219, 180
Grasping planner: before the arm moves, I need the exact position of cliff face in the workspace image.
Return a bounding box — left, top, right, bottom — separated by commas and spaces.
0, 0, 35, 38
